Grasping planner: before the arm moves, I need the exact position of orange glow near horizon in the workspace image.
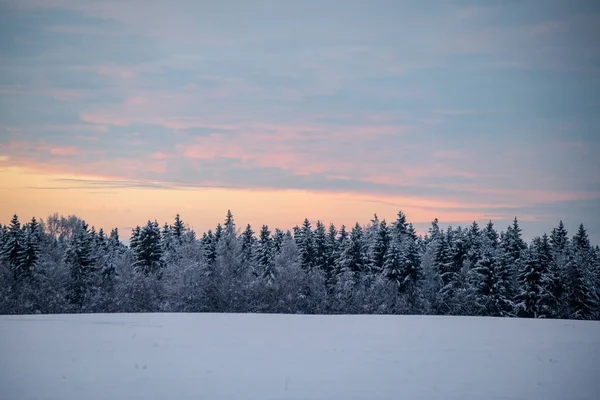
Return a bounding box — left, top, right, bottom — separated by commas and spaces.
0, 166, 503, 237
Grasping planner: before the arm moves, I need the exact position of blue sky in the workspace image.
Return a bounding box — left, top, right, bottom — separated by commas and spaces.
0, 0, 599, 241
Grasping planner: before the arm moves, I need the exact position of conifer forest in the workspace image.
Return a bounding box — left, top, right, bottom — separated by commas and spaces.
1, 211, 599, 320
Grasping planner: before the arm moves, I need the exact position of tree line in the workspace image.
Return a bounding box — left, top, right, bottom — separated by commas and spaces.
1, 211, 598, 320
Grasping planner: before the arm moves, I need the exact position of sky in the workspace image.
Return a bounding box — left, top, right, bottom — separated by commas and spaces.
0, 0, 599, 243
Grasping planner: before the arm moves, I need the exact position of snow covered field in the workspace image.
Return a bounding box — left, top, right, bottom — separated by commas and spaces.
1, 313, 599, 400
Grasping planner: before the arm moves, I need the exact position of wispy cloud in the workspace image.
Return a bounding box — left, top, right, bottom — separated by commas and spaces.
1, 0, 599, 240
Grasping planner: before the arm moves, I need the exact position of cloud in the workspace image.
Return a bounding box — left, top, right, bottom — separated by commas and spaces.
50, 146, 78, 156
1, 0, 599, 241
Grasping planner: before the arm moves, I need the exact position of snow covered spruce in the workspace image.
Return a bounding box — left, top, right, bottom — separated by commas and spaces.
0, 211, 599, 319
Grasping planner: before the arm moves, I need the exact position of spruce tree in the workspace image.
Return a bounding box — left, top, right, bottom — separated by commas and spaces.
466, 221, 482, 266
372, 219, 390, 273
202, 230, 217, 269
383, 241, 402, 287
427, 218, 441, 244
391, 211, 408, 242
172, 214, 185, 243
313, 221, 327, 271
434, 232, 456, 314
273, 228, 284, 254
399, 236, 422, 295
484, 221, 499, 249
161, 222, 176, 261
216, 210, 239, 272
297, 218, 315, 271
515, 236, 556, 318
566, 224, 598, 319
336, 223, 366, 276
133, 220, 164, 277
256, 225, 275, 285
130, 226, 141, 251
19, 217, 40, 280
66, 221, 97, 308
324, 223, 338, 287
1, 215, 24, 280
240, 224, 256, 273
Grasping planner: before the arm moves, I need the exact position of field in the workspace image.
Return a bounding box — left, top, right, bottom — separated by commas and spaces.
1, 313, 599, 400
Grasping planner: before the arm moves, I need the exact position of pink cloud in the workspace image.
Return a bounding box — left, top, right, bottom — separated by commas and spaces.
150, 152, 170, 160
50, 146, 79, 156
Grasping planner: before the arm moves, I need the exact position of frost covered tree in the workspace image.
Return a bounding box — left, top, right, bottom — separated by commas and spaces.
399, 236, 422, 298
203, 230, 218, 270
2, 215, 26, 280
313, 221, 328, 271
391, 211, 409, 243
371, 219, 390, 273
484, 221, 499, 249
469, 226, 515, 317
19, 217, 40, 280
172, 214, 185, 244
216, 210, 239, 273
2, 210, 599, 319
383, 241, 402, 287
161, 222, 177, 263
132, 220, 164, 277
65, 221, 97, 309
273, 228, 285, 254
240, 224, 256, 274
296, 218, 315, 271
324, 223, 338, 281
565, 224, 598, 319
255, 225, 275, 285
515, 235, 557, 318
336, 223, 366, 276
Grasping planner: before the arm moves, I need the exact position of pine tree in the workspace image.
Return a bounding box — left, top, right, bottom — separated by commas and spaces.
434, 232, 456, 314
133, 220, 164, 277
399, 236, 422, 295
484, 221, 499, 249
515, 235, 556, 318
336, 223, 366, 276
297, 218, 315, 271
566, 224, 598, 319
273, 228, 284, 254
161, 222, 176, 261
549, 221, 569, 304
383, 241, 402, 287
365, 214, 380, 271
214, 223, 223, 244
66, 221, 97, 308
19, 217, 40, 279
550, 221, 569, 252
109, 227, 121, 244
391, 211, 408, 243
240, 224, 256, 273
130, 226, 141, 251
216, 210, 239, 272
1, 215, 24, 280
502, 217, 527, 268
255, 225, 275, 285
324, 223, 338, 286
313, 221, 327, 271
202, 230, 217, 269
466, 221, 482, 266
172, 214, 185, 244
427, 218, 441, 244
372, 219, 390, 273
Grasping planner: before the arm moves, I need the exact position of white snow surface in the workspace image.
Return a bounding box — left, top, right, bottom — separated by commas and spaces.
1, 313, 599, 400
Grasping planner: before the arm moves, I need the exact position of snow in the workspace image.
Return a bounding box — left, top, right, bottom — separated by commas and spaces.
1, 313, 599, 400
